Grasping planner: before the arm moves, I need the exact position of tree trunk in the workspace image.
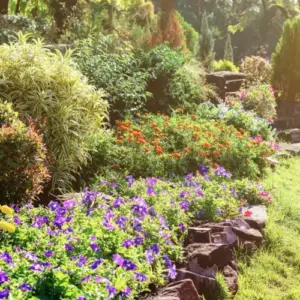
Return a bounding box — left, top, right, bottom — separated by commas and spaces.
15, 0, 21, 14
107, 4, 114, 32
0, 0, 9, 14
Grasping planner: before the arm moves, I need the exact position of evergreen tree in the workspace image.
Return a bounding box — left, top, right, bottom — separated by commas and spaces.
199, 10, 215, 70
272, 16, 300, 100
224, 32, 234, 62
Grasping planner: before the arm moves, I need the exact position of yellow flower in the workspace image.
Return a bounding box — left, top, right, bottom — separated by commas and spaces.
0, 205, 14, 217
0, 221, 15, 233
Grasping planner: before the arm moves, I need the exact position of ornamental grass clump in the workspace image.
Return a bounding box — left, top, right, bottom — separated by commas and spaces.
0, 33, 108, 191
0, 166, 271, 299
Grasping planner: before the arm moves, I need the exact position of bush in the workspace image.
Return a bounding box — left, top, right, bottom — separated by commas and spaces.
240, 56, 272, 84
212, 60, 239, 72
238, 84, 277, 121
0, 166, 270, 299
0, 101, 49, 204
0, 35, 108, 191
87, 113, 277, 181
195, 103, 275, 141
74, 35, 151, 121
272, 16, 300, 100
142, 44, 212, 113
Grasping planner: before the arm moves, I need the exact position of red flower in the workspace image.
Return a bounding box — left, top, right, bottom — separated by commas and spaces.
244, 210, 253, 217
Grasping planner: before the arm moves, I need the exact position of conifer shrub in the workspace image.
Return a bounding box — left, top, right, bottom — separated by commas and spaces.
272, 16, 300, 100
224, 32, 233, 62
0, 35, 108, 191
212, 60, 239, 72
0, 101, 49, 204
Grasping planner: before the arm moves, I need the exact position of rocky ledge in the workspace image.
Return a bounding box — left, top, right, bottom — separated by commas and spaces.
148, 205, 267, 300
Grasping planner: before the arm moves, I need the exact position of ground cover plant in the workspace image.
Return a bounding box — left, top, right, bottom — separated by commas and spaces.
0, 165, 271, 299
236, 158, 300, 299
87, 112, 278, 182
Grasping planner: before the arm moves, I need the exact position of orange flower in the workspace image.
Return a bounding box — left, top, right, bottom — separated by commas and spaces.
219, 144, 224, 149
200, 151, 207, 158
116, 139, 123, 144
152, 140, 159, 147
164, 121, 170, 126
213, 150, 221, 157
173, 152, 181, 158
191, 114, 197, 120
177, 108, 183, 113
184, 147, 190, 153
138, 138, 147, 144
193, 132, 200, 138
112, 164, 120, 169
156, 146, 163, 155
144, 147, 150, 153
136, 113, 141, 118
203, 142, 210, 149
127, 138, 134, 143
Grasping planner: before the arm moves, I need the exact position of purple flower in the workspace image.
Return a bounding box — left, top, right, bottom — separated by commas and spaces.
215, 166, 232, 178
134, 272, 147, 282
179, 200, 189, 211
231, 188, 238, 198
126, 175, 135, 188
63, 199, 77, 210
0, 272, 8, 285
216, 208, 222, 215
32, 216, 48, 229
145, 249, 154, 264
122, 239, 134, 248
76, 297, 87, 300
179, 222, 185, 232
112, 198, 124, 209
134, 235, 144, 245
200, 164, 209, 175
164, 254, 172, 268
0, 288, 9, 299
179, 190, 189, 198
81, 275, 92, 283
23, 252, 38, 262
77, 255, 87, 267
103, 220, 116, 231
168, 264, 177, 279
90, 235, 97, 242
132, 218, 142, 231
91, 259, 103, 270
197, 210, 205, 217
121, 287, 131, 297
13, 216, 22, 225
0, 253, 12, 264
112, 254, 124, 267
123, 260, 137, 271
19, 282, 33, 292
90, 243, 100, 252
116, 217, 127, 229
146, 186, 156, 196
44, 251, 53, 258
185, 173, 193, 181
49, 201, 59, 211
158, 215, 168, 229
150, 244, 160, 254
131, 203, 148, 218
107, 285, 116, 299
29, 263, 44, 272
238, 207, 243, 214
65, 244, 74, 252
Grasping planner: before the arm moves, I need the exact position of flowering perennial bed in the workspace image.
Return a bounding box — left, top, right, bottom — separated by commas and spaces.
0, 166, 272, 300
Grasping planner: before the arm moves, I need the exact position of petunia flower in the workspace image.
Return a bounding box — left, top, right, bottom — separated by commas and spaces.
145, 249, 154, 264
19, 282, 33, 291
90, 243, 100, 252
49, 201, 59, 212
77, 255, 87, 267
0, 272, 8, 285
107, 285, 116, 299
0, 288, 9, 299
168, 264, 177, 280
134, 272, 147, 282
29, 263, 44, 272
44, 251, 53, 258
91, 259, 103, 270
65, 244, 74, 252
0, 253, 12, 265
150, 244, 160, 254
179, 222, 185, 233
13, 216, 22, 225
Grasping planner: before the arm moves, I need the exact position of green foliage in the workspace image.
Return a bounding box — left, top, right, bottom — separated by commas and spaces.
0, 34, 108, 191
195, 103, 275, 141
238, 84, 277, 120
199, 11, 215, 70
176, 12, 199, 55
0, 101, 49, 204
212, 59, 239, 72
74, 35, 150, 121
241, 56, 272, 84
224, 32, 233, 62
272, 16, 300, 100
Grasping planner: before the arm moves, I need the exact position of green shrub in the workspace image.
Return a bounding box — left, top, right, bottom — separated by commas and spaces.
212, 60, 239, 72
240, 56, 272, 84
238, 84, 277, 121
272, 16, 300, 100
0, 101, 49, 204
0, 34, 108, 191
74, 35, 151, 122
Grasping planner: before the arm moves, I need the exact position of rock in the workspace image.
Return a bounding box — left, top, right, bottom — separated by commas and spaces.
187, 228, 212, 244
232, 227, 264, 246
279, 143, 300, 156
266, 156, 280, 168
211, 226, 237, 247
187, 243, 233, 269
244, 205, 267, 231
225, 79, 244, 93
175, 269, 216, 299
156, 279, 201, 300
223, 265, 238, 294
278, 128, 300, 143
187, 263, 218, 278
227, 218, 250, 230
